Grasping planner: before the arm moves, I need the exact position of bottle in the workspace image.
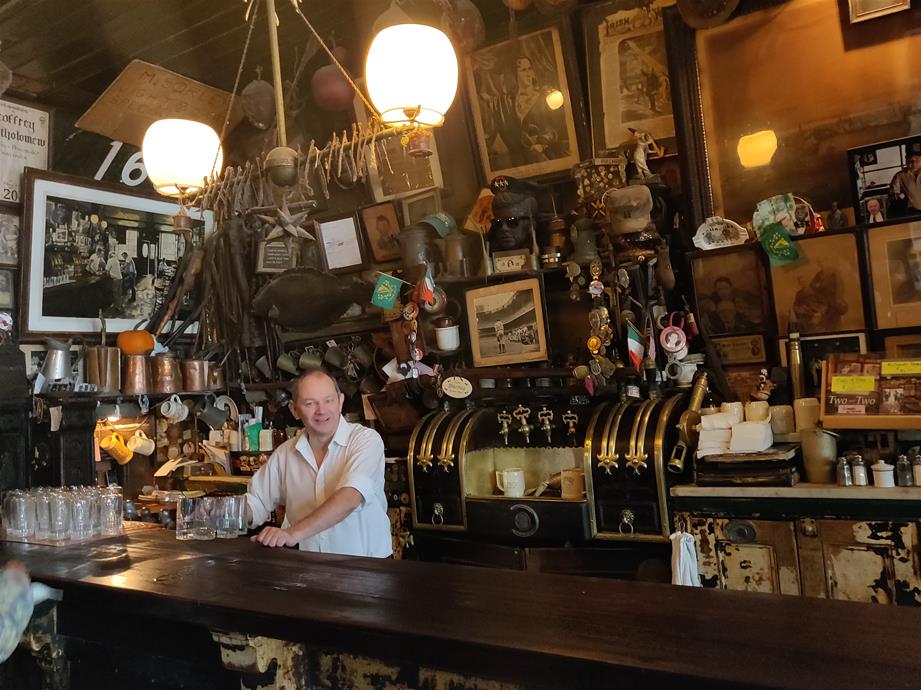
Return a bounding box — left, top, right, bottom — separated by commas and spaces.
836, 457, 853, 486
896, 454, 913, 487
913, 455, 921, 487
851, 454, 868, 486
787, 331, 806, 401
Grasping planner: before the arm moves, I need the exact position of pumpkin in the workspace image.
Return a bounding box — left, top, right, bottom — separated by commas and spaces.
116, 330, 155, 355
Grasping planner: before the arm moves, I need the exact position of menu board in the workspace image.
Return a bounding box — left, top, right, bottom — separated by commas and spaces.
825, 353, 881, 416
0, 97, 50, 203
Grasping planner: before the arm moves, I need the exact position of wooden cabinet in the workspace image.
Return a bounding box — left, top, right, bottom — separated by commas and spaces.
679, 513, 921, 606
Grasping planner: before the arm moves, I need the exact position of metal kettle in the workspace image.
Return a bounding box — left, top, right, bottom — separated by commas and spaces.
40, 337, 78, 382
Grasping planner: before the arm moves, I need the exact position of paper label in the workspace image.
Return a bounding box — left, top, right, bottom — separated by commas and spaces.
881, 361, 921, 376
441, 376, 473, 399
837, 404, 866, 414
830, 375, 877, 393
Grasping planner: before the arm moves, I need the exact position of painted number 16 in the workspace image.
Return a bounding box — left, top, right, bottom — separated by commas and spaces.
94, 141, 148, 186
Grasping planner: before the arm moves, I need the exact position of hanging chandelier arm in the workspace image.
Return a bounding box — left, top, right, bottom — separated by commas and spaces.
265, 0, 288, 147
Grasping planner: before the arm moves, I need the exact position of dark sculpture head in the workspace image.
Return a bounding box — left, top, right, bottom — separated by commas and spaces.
488, 175, 539, 251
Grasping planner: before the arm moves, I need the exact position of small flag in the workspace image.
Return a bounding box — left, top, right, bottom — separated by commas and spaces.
371, 272, 402, 309
413, 264, 435, 305
627, 321, 644, 373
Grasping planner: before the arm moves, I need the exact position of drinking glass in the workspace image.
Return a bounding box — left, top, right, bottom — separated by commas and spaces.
192, 497, 216, 540
3, 490, 36, 538
214, 496, 240, 539
33, 490, 52, 539
99, 492, 123, 535
176, 497, 196, 540
71, 494, 93, 539
48, 491, 71, 541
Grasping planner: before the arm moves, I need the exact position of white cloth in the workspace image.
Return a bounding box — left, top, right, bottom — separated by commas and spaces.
670, 531, 701, 587
246, 416, 392, 557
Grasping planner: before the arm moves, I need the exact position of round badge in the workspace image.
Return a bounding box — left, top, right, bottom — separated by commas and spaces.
402, 302, 419, 320
587, 335, 602, 354
0, 312, 12, 332
588, 279, 604, 296
659, 313, 687, 354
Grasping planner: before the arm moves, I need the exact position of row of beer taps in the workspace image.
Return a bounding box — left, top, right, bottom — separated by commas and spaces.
497, 406, 579, 445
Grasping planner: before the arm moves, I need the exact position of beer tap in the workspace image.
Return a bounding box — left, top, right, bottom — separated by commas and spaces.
562, 410, 579, 438
512, 405, 532, 444
497, 410, 512, 446
538, 406, 554, 444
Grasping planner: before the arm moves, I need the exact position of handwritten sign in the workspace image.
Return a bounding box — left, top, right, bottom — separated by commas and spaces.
0, 98, 50, 203
256, 241, 295, 274
881, 360, 921, 376
830, 375, 877, 393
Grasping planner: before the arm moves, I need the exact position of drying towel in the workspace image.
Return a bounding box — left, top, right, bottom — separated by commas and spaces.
670, 532, 702, 587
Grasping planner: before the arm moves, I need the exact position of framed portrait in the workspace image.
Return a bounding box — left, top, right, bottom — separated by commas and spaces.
582, 0, 675, 154
884, 334, 921, 358
465, 21, 585, 180
866, 220, 921, 329
712, 334, 766, 366
779, 332, 867, 398
848, 137, 921, 227
465, 277, 548, 367
316, 214, 367, 274
848, 0, 910, 23
0, 268, 13, 309
20, 168, 214, 341
255, 240, 298, 274
0, 97, 51, 205
690, 247, 769, 336
352, 83, 443, 203
401, 190, 442, 227
0, 205, 20, 265
724, 366, 765, 403
19, 343, 84, 382
359, 202, 402, 263
769, 232, 866, 336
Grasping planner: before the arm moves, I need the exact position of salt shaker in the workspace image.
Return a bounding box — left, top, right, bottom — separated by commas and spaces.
851, 455, 868, 486
836, 457, 853, 486
896, 454, 913, 487
913, 455, 921, 486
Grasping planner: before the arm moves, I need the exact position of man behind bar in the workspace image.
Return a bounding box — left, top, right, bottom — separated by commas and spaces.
245, 369, 392, 558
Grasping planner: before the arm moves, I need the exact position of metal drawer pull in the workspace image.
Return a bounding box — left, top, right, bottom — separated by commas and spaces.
618, 509, 635, 534
431, 502, 444, 526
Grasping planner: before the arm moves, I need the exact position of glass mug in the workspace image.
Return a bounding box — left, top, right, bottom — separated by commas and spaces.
3, 490, 36, 538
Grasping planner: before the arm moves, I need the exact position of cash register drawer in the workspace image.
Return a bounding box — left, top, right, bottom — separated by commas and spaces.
466, 498, 591, 542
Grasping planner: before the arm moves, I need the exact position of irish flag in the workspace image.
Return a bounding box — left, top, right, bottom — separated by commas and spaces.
627, 321, 644, 373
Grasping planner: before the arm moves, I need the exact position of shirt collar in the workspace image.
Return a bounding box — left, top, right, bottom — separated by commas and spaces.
331, 415, 350, 446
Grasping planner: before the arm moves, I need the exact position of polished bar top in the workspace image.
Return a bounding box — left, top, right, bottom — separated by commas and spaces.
4, 531, 921, 688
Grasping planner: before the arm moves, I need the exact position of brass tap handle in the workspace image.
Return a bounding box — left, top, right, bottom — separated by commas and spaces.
512, 405, 532, 444
597, 453, 618, 474
437, 453, 454, 472
417, 454, 433, 473
538, 406, 554, 444
562, 410, 578, 436
497, 410, 513, 446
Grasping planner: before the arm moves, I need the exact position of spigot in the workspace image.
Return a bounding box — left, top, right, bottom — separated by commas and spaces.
512, 405, 532, 444
562, 410, 578, 437
497, 410, 512, 446
538, 406, 554, 444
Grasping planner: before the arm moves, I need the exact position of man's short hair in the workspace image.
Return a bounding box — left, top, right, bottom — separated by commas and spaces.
288, 367, 341, 400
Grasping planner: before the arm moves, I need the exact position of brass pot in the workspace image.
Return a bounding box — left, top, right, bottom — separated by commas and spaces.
85, 346, 121, 393
207, 361, 225, 390
181, 359, 208, 392
122, 354, 150, 395
150, 353, 182, 394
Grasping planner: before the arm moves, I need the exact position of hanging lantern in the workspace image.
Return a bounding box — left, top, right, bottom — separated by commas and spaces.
141, 119, 223, 197
737, 130, 778, 169
365, 24, 458, 128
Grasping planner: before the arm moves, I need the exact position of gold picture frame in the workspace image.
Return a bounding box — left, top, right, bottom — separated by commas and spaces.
866, 220, 921, 330
465, 278, 548, 367
884, 334, 921, 358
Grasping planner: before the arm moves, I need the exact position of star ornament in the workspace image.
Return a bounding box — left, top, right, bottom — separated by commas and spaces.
257, 198, 316, 255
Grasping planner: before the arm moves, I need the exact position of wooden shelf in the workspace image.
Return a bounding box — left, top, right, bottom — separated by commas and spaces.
821, 415, 921, 431
672, 483, 921, 500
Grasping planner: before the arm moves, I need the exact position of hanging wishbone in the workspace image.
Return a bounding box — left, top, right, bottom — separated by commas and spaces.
325, 135, 336, 183
337, 129, 347, 178
303, 139, 316, 197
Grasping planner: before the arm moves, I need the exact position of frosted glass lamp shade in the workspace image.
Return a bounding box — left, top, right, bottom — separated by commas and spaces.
737, 130, 778, 169
365, 24, 458, 127
142, 119, 223, 196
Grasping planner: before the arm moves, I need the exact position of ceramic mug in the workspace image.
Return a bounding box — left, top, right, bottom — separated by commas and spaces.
744, 401, 770, 422
794, 397, 820, 431
126, 430, 155, 455
194, 394, 230, 430
434, 325, 460, 351
665, 358, 698, 387
560, 468, 586, 500
324, 346, 348, 369
770, 405, 795, 435
276, 351, 300, 375
101, 432, 133, 465
496, 467, 526, 497
160, 394, 188, 422
299, 346, 323, 370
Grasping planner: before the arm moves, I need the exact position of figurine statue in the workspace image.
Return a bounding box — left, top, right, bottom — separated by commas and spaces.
627, 128, 663, 184
826, 202, 848, 230
487, 175, 539, 252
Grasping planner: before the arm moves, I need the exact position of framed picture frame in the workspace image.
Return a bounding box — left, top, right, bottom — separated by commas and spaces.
20, 168, 214, 341
689, 246, 770, 336
359, 201, 402, 263
401, 189, 442, 227
848, 137, 921, 227
884, 333, 921, 358
352, 82, 444, 203
582, 0, 675, 155
779, 332, 867, 398
0, 96, 51, 205
723, 365, 765, 403
255, 240, 298, 274
464, 19, 586, 181
866, 220, 921, 329
769, 232, 866, 336
712, 334, 766, 366
0, 268, 14, 309
0, 204, 20, 266
465, 277, 548, 367
316, 214, 367, 274
19, 343, 84, 382
848, 0, 910, 23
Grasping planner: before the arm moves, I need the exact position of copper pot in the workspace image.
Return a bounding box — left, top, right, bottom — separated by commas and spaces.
122, 354, 150, 395
181, 359, 208, 392
85, 346, 121, 393
150, 353, 182, 394
207, 361, 226, 390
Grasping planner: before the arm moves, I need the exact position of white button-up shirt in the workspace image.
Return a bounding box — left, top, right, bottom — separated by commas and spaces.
246, 416, 392, 557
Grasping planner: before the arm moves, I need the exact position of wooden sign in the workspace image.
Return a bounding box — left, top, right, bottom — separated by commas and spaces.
75, 60, 243, 148
0, 97, 50, 203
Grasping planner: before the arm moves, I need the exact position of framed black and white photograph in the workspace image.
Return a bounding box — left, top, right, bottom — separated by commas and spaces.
0, 97, 51, 205
583, 0, 674, 154
359, 201, 402, 263
465, 22, 584, 180
849, 136, 921, 227
401, 190, 442, 227
866, 220, 921, 329
0, 206, 20, 265
20, 168, 213, 340
465, 277, 548, 367
689, 247, 769, 336
779, 332, 867, 398
0, 268, 14, 309
317, 214, 367, 274
848, 0, 910, 23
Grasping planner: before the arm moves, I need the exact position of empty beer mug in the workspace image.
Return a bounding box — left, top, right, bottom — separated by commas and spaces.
3, 490, 35, 538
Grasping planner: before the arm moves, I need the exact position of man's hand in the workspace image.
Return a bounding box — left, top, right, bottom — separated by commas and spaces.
250, 526, 298, 548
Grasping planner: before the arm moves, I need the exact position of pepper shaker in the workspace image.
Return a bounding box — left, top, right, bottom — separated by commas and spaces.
896, 454, 913, 486
851, 454, 868, 486
836, 457, 853, 486
913, 455, 921, 486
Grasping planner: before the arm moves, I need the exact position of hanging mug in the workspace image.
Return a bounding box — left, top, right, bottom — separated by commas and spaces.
126, 430, 155, 456
299, 346, 323, 370
276, 350, 300, 375
194, 394, 230, 430
101, 432, 133, 465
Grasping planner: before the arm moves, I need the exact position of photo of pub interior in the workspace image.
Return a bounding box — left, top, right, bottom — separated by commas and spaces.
0, 0, 918, 687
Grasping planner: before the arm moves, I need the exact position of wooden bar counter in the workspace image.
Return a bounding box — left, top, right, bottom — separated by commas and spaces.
3, 530, 920, 689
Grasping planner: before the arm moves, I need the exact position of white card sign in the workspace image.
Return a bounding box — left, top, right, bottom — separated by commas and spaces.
0, 98, 50, 203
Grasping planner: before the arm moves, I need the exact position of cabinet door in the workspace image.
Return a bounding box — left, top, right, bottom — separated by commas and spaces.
682, 515, 801, 596
797, 520, 921, 606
